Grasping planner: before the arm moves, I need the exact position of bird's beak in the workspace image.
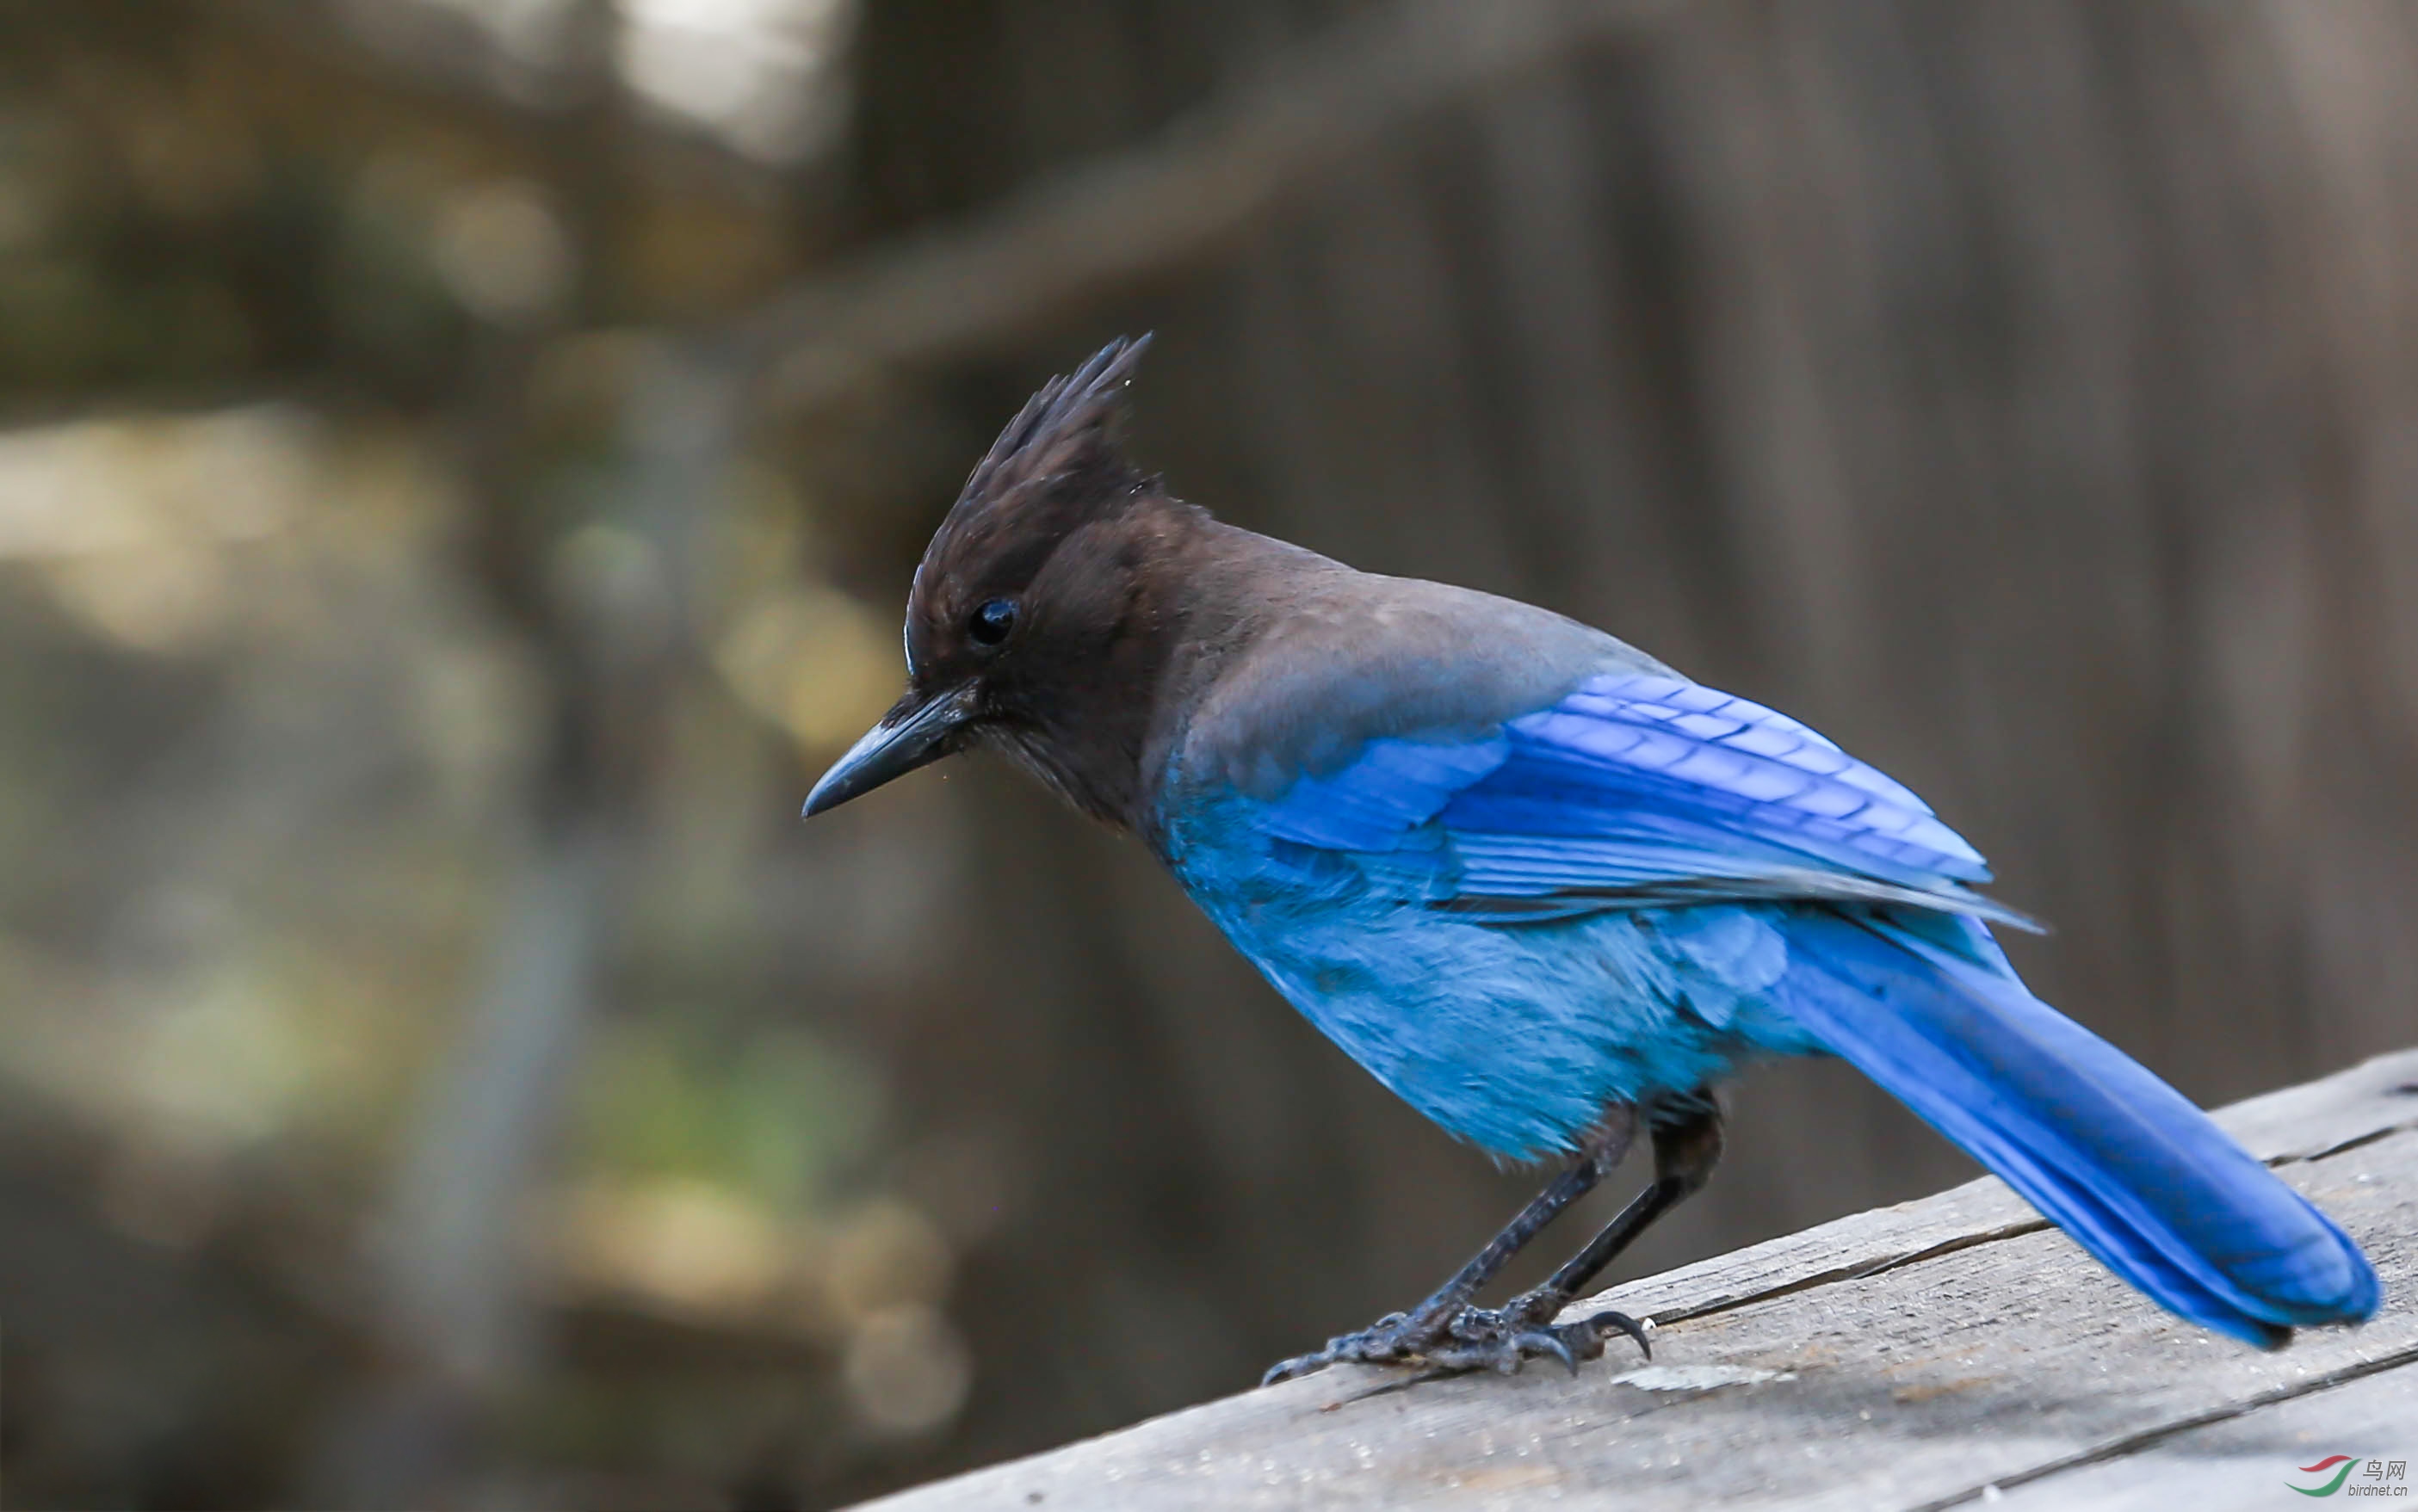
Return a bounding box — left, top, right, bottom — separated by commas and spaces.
802, 684, 980, 818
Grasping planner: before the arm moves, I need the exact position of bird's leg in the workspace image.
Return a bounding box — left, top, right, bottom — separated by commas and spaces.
1262, 1106, 1647, 1385
1498, 1095, 1724, 1335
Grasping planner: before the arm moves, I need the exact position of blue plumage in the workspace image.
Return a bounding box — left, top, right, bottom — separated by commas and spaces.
1167, 667, 2017, 1151
1252, 672, 2026, 921
807, 337, 2381, 1379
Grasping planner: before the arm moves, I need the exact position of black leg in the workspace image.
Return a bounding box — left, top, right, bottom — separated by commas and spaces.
1503, 1095, 1724, 1331
1261, 1106, 1649, 1385
1391, 1157, 1605, 1334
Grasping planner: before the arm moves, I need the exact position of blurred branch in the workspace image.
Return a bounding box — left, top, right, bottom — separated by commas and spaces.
372, 823, 619, 1384
739, 0, 1679, 412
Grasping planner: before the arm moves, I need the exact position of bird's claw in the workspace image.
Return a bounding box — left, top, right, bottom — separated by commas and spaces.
1259, 1300, 1650, 1385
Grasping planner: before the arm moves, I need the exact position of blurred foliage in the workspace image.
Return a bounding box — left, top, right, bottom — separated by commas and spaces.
0, 3, 958, 1507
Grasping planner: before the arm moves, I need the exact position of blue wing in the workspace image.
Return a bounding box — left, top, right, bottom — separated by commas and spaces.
1252, 670, 2031, 927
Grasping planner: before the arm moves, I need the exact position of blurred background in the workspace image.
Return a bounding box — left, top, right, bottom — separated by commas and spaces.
2, 0, 2414, 1506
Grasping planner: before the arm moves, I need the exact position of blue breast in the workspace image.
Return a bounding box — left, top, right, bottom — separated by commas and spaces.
1160, 788, 1821, 1157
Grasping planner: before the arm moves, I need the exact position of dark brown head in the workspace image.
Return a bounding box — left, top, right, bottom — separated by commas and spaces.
803, 336, 1206, 829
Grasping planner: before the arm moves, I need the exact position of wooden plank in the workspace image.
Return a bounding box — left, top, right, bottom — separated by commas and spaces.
863, 1051, 2418, 1512
1987, 1363, 2418, 1509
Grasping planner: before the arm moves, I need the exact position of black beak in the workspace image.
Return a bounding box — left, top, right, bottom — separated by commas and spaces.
801, 684, 979, 817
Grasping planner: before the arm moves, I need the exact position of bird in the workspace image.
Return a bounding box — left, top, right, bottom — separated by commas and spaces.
802, 336, 2381, 1385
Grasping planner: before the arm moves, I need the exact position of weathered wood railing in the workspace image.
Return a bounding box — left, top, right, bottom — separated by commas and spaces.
865, 1049, 2418, 1511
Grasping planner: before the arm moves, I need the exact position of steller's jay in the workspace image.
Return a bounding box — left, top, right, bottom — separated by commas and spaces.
804, 336, 2380, 1385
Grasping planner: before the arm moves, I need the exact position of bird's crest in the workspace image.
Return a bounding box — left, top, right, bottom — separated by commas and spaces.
939, 335, 1153, 550
903, 335, 1167, 691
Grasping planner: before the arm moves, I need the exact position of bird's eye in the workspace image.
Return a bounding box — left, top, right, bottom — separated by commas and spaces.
968, 598, 1017, 646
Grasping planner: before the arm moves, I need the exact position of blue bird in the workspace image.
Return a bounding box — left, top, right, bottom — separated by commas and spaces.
805, 337, 2380, 1383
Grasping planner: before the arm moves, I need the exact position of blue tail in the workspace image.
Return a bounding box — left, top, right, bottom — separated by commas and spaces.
1777, 907, 2380, 1347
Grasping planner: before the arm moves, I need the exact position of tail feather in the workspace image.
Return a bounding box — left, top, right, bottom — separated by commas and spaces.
1777, 908, 2380, 1346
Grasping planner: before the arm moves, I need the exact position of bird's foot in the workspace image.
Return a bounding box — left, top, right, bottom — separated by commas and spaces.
1260, 1295, 1650, 1385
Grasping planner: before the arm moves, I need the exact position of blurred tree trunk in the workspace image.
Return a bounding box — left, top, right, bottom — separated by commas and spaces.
825, 0, 2418, 1495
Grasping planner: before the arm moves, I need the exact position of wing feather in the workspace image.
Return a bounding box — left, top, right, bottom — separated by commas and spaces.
1252, 670, 2034, 929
